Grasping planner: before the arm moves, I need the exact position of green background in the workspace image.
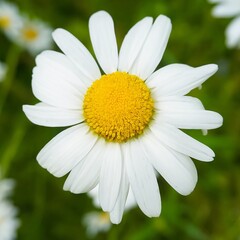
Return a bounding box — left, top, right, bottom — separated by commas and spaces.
0, 0, 239, 239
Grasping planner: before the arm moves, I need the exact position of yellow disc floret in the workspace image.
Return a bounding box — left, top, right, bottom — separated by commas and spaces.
22, 27, 38, 41
83, 72, 154, 142
0, 16, 11, 28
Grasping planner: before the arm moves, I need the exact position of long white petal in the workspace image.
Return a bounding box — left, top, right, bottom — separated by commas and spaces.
150, 123, 215, 161
23, 103, 83, 127
147, 64, 218, 96
99, 143, 122, 212
124, 140, 161, 217
118, 17, 153, 72
33, 50, 88, 109
157, 110, 223, 130
226, 17, 240, 48
37, 124, 97, 177
130, 15, 171, 80
63, 139, 105, 193
147, 64, 193, 88
141, 132, 197, 195
110, 164, 129, 224
89, 11, 118, 74
154, 96, 205, 112
52, 28, 101, 81
154, 96, 210, 135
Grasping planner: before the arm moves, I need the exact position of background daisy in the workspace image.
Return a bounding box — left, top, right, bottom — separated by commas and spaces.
209, 0, 240, 48
0, 1, 22, 39
0, 178, 20, 240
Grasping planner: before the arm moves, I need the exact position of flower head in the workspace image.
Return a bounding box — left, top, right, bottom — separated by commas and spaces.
23, 11, 223, 224
16, 17, 52, 55
0, 1, 22, 38
210, 0, 240, 48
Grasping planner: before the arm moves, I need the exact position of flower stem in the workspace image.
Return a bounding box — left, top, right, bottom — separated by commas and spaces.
0, 115, 27, 178
0, 44, 22, 115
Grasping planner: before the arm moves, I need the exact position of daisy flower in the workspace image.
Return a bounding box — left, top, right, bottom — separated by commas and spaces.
209, 0, 240, 48
0, 62, 7, 82
23, 11, 223, 224
16, 17, 52, 55
0, 1, 22, 39
0, 178, 20, 240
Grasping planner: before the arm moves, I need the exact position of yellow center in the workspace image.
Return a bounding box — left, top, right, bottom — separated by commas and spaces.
22, 27, 38, 41
83, 72, 154, 142
0, 16, 11, 28
99, 212, 110, 224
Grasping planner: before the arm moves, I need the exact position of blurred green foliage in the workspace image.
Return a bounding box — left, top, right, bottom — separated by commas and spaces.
0, 0, 239, 239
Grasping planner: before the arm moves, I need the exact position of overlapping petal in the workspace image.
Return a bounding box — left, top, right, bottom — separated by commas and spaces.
129, 15, 172, 79
37, 124, 97, 177
118, 17, 153, 72
52, 28, 101, 81
141, 131, 198, 195
124, 140, 161, 217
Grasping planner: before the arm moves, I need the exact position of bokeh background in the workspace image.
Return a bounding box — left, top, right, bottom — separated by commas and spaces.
0, 0, 239, 239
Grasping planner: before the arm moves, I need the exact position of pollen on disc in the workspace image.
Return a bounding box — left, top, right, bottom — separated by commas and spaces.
83, 72, 154, 142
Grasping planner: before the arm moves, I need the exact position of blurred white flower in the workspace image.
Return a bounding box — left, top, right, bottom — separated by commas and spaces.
0, 62, 7, 82
0, 179, 20, 240
83, 211, 111, 238
16, 18, 52, 55
0, 1, 22, 39
210, 0, 240, 48
23, 11, 223, 224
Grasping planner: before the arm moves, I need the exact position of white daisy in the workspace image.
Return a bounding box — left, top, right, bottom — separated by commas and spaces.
23, 11, 223, 224
0, 179, 20, 240
0, 1, 22, 39
16, 17, 52, 55
0, 62, 7, 82
210, 0, 240, 48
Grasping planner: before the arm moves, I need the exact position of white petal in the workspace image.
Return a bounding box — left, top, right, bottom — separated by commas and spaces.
63, 139, 105, 193
147, 64, 193, 88
226, 17, 240, 48
89, 11, 118, 74
118, 17, 153, 72
52, 28, 101, 81
150, 123, 215, 161
154, 96, 205, 111
141, 132, 197, 195
23, 103, 83, 127
124, 140, 161, 217
130, 15, 171, 80
154, 96, 209, 134
157, 110, 223, 130
33, 50, 88, 109
212, 3, 240, 17
110, 164, 129, 224
99, 143, 122, 212
147, 64, 218, 96
37, 124, 97, 177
